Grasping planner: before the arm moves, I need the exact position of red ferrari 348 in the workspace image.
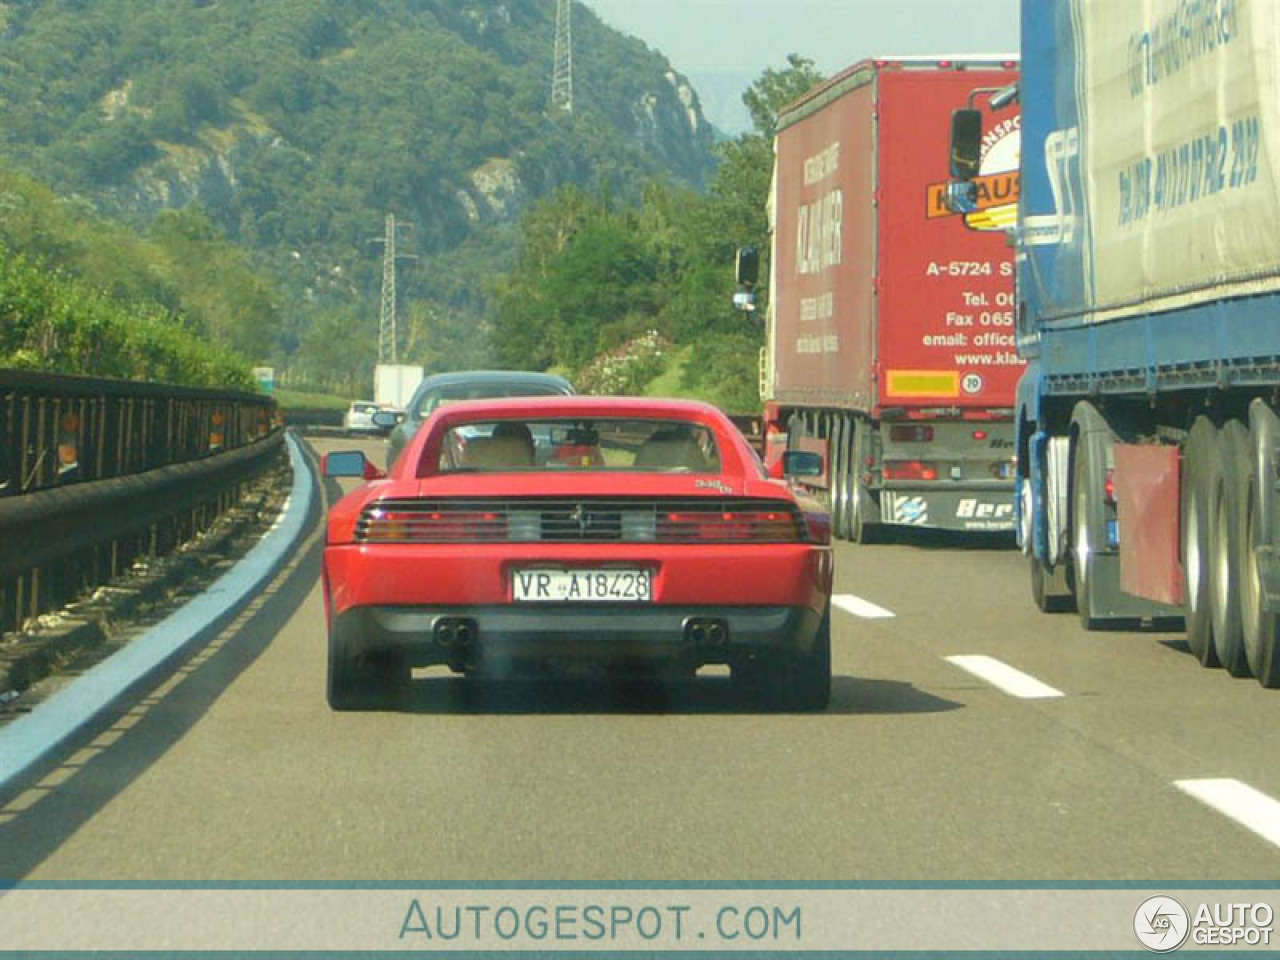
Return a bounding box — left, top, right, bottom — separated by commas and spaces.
321, 396, 833, 710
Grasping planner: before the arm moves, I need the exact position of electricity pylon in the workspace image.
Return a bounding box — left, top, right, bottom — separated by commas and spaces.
369, 214, 417, 364
552, 0, 573, 114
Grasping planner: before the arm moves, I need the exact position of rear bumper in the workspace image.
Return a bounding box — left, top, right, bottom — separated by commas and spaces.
323, 543, 832, 615
331, 603, 824, 677
878, 484, 1015, 532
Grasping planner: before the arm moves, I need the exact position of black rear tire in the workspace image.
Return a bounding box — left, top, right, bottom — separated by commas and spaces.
1182, 417, 1219, 666
782, 606, 831, 711
327, 621, 408, 711
738, 607, 832, 712
1210, 421, 1251, 676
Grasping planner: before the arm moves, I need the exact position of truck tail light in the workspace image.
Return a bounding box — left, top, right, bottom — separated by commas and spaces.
890, 425, 934, 442
883, 460, 939, 481
972, 429, 988, 441
1104, 468, 1116, 505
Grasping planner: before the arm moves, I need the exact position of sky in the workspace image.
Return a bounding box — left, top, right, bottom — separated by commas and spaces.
582, 0, 1020, 133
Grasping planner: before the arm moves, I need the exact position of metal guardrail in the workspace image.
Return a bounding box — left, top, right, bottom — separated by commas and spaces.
0, 369, 283, 638
0, 369, 277, 497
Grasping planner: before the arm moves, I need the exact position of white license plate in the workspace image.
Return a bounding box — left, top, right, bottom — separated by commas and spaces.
512, 568, 652, 603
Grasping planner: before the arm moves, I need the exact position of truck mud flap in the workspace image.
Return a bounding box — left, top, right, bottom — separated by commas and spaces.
1086, 554, 1184, 623
880, 489, 1015, 532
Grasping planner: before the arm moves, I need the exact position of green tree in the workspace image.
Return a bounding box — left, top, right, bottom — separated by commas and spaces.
741, 54, 825, 140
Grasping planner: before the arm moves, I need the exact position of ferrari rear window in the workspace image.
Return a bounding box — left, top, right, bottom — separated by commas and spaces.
436, 418, 721, 473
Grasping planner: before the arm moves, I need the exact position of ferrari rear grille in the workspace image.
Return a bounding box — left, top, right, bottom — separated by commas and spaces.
356, 498, 808, 543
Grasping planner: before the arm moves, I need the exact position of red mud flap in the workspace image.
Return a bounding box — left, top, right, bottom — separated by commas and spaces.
1113, 444, 1183, 606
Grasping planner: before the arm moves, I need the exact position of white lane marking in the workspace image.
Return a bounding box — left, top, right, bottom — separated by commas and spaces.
1175, 778, 1280, 849
944, 655, 1064, 699
832, 593, 896, 619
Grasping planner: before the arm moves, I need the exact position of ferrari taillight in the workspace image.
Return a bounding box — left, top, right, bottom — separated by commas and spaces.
363, 509, 506, 541
658, 510, 803, 542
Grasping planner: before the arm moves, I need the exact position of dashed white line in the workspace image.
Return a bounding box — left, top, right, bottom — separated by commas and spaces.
832, 593, 896, 619
944, 654, 1064, 699
1175, 778, 1280, 849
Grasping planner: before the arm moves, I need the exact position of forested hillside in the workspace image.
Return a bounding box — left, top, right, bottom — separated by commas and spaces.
0, 167, 257, 387
494, 57, 823, 413
0, 0, 714, 388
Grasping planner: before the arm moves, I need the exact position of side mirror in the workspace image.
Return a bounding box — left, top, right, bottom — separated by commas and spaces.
943, 180, 979, 215
949, 108, 983, 180
783, 450, 823, 479
323, 450, 385, 480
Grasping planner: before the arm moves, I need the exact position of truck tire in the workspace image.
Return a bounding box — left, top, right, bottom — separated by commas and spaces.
787, 412, 806, 454
1210, 420, 1251, 676
830, 414, 849, 539
1030, 556, 1073, 613
1243, 403, 1280, 687
841, 414, 859, 541
1024, 471, 1074, 613
1181, 417, 1219, 666
848, 418, 878, 544
1242, 459, 1280, 687
1069, 420, 1112, 629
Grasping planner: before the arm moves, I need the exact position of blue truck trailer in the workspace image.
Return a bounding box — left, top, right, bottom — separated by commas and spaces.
951, 0, 1280, 686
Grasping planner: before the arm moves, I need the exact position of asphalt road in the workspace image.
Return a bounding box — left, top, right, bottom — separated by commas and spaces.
1, 433, 1278, 881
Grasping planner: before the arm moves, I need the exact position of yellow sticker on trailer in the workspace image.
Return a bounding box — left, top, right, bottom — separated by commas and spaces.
886, 370, 960, 398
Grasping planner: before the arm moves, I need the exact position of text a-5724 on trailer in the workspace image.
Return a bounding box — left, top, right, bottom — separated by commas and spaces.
321, 396, 834, 710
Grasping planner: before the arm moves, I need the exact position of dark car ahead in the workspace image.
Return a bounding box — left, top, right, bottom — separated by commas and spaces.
384, 370, 575, 469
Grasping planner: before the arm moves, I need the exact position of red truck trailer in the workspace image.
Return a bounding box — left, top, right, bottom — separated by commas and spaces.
761, 57, 1022, 540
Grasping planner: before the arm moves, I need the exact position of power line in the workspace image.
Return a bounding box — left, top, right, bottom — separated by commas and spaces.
368, 213, 418, 364
551, 0, 573, 114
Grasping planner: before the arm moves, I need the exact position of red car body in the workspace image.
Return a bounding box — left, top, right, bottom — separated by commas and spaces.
322, 396, 833, 709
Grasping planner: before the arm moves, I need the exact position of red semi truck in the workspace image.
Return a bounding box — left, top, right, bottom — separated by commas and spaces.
759, 57, 1022, 540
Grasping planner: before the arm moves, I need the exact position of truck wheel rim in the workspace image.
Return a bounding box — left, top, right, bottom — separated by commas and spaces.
1074, 472, 1090, 587
1213, 487, 1231, 618
1243, 485, 1261, 661
1186, 491, 1202, 613
1019, 478, 1033, 556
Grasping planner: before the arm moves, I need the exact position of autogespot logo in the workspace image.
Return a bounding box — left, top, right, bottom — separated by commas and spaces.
1134, 896, 1191, 952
